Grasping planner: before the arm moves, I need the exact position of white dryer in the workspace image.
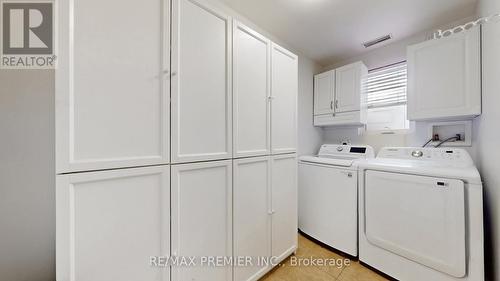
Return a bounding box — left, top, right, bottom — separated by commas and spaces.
298, 144, 374, 256
358, 147, 484, 281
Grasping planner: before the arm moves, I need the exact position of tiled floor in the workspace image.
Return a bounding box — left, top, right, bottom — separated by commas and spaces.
261, 234, 390, 281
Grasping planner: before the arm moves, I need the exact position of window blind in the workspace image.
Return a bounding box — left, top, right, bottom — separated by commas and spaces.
366, 62, 407, 108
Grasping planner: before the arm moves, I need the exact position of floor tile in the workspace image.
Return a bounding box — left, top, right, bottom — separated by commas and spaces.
337, 262, 389, 281
261, 234, 390, 281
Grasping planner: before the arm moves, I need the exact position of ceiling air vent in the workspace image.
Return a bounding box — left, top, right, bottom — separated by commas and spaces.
363, 34, 392, 48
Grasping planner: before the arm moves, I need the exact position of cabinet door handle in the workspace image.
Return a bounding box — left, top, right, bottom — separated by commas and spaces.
341, 171, 353, 177
335, 100, 339, 109
330, 101, 333, 110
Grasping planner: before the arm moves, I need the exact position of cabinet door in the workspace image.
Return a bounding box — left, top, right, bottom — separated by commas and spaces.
233, 157, 272, 281
56, 0, 170, 173
271, 43, 298, 155
56, 166, 170, 281
335, 62, 365, 113
314, 70, 335, 115
233, 22, 271, 158
407, 26, 481, 120
171, 0, 232, 163
271, 154, 298, 261
171, 160, 232, 281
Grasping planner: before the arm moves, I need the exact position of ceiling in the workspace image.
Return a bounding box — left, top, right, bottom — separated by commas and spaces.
220, 0, 478, 66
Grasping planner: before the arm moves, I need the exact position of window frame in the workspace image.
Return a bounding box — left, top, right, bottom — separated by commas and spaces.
365, 61, 410, 134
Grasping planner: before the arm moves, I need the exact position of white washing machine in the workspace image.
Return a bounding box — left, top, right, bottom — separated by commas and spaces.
358, 147, 484, 281
298, 144, 374, 256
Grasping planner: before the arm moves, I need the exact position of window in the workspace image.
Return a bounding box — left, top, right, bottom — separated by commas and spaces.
366, 61, 410, 132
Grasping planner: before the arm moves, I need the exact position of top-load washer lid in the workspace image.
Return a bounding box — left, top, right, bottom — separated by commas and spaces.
298, 155, 355, 167
358, 147, 481, 184
299, 144, 375, 167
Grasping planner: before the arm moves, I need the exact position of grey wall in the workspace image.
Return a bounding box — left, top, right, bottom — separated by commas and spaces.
474, 1, 500, 280
0, 70, 55, 281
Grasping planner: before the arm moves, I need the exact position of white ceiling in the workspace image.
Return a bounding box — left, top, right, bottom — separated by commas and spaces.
221, 0, 478, 65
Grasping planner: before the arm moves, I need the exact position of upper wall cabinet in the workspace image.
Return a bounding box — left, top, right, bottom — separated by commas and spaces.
313, 62, 367, 127
314, 70, 335, 115
233, 21, 271, 158
56, 0, 170, 173
407, 25, 481, 121
335, 62, 366, 113
271, 43, 298, 154
171, 0, 232, 163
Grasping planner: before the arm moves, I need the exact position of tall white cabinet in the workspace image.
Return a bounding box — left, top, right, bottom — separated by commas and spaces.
56, 0, 170, 173
233, 154, 298, 281
56, 0, 171, 280
271, 154, 298, 261
56, 166, 171, 281
171, 160, 233, 281
57, 0, 298, 280
233, 22, 271, 158
233, 157, 272, 281
232, 23, 298, 157
231, 21, 298, 281
171, 0, 232, 163
407, 25, 481, 121
271, 44, 298, 154
313, 62, 367, 127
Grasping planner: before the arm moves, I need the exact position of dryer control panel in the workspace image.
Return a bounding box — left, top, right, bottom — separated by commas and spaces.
377, 147, 474, 167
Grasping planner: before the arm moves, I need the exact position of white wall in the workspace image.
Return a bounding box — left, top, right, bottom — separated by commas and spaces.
0, 70, 55, 281
474, 1, 500, 280
0, 1, 322, 280
297, 58, 324, 155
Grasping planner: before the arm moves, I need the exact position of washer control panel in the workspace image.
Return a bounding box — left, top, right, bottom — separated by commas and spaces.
318, 144, 375, 159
